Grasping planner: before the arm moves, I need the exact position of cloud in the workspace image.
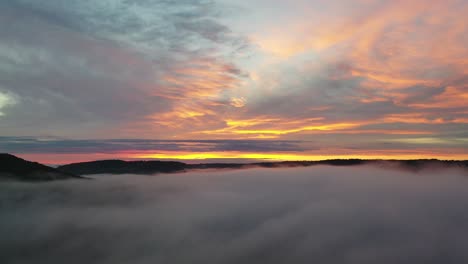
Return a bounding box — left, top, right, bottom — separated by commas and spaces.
1, 166, 468, 263
192, 0, 468, 147
3, 136, 468, 165
0, 137, 306, 154
0, 91, 16, 116
230, 97, 246, 108
0, 0, 248, 138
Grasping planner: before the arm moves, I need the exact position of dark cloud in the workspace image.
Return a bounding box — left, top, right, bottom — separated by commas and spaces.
244, 60, 403, 122
1, 166, 468, 263
0, 137, 306, 154
399, 86, 446, 105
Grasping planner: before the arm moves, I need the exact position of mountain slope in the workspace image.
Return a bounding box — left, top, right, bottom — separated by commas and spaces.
0, 153, 81, 181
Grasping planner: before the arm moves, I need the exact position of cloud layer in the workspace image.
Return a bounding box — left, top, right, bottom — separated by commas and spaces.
3, 136, 467, 164
1, 166, 468, 263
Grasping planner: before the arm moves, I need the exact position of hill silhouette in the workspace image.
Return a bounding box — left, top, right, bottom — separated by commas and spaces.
57, 160, 187, 175
1, 153, 466, 179
0, 154, 81, 181
57, 158, 468, 176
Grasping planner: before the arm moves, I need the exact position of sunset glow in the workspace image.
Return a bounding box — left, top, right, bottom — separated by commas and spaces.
135, 151, 468, 162
0, 0, 466, 163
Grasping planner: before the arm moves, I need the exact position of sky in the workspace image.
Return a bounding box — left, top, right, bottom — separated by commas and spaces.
0, 0, 467, 163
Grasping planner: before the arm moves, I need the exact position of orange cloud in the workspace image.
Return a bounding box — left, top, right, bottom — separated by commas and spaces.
382, 113, 468, 124
95, 0, 468, 157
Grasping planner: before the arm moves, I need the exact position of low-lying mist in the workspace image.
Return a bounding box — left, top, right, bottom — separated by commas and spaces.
1, 165, 468, 264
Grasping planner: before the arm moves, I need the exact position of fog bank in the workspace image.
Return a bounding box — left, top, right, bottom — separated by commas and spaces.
1, 165, 468, 264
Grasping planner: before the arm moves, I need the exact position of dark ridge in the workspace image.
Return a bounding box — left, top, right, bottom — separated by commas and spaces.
375, 159, 468, 172
316, 159, 372, 166
57, 159, 187, 175
188, 159, 372, 170
0, 153, 82, 181
56, 158, 468, 176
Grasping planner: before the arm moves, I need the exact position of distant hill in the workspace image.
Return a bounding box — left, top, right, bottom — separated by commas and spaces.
2, 153, 466, 181
57, 158, 468, 176
0, 153, 82, 181
57, 159, 366, 175
57, 160, 187, 175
